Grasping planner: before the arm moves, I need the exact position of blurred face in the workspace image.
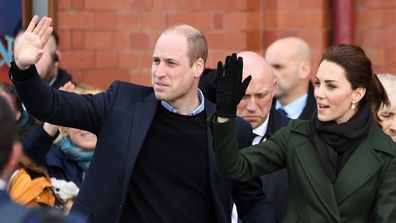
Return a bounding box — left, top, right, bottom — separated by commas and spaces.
237, 62, 275, 129
314, 61, 363, 124
378, 106, 396, 142
0, 91, 19, 120
265, 47, 300, 99
151, 32, 197, 106
35, 36, 58, 83
68, 128, 97, 151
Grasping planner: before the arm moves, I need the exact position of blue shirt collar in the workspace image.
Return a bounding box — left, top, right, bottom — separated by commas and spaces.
275, 93, 308, 119
161, 89, 205, 116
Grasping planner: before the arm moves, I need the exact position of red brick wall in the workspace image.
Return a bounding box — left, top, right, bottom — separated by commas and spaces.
262, 0, 330, 79
356, 0, 396, 75
57, 0, 394, 89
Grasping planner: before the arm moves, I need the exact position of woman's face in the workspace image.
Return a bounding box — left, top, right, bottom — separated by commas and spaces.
68, 128, 97, 151
378, 106, 396, 142
314, 60, 364, 124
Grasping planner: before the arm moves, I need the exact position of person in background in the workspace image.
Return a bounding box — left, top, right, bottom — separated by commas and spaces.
265, 37, 316, 120
11, 16, 275, 223
210, 44, 395, 222
0, 82, 36, 139
377, 73, 396, 142
0, 83, 57, 209
9, 82, 98, 213
0, 95, 85, 223
200, 52, 288, 222
235, 51, 289, 222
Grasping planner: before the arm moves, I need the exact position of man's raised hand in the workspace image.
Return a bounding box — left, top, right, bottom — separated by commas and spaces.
14, 15, 53, 70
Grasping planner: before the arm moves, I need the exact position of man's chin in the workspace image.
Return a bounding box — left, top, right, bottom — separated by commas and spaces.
154, 92, 168, 101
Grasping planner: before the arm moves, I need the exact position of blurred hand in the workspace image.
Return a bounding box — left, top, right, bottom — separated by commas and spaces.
215, 53, 251, 119
59, 81, 75, 92
14, 15, 53, 70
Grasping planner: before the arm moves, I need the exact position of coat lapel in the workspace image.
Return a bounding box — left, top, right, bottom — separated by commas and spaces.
293, 130, 340, 221
121, 92, 158, 200
334, 126, 384, 203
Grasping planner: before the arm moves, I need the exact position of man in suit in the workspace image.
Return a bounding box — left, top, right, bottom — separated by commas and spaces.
11, 16, 275, 223
235, 51, 289, 222
265, 37, 316, 120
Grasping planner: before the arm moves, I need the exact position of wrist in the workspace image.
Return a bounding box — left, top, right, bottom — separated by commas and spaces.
43, 123, 59, 136
15, 60, 31, 71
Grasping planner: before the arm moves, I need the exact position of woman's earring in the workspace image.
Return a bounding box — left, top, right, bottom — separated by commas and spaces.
351, 103, 356, 110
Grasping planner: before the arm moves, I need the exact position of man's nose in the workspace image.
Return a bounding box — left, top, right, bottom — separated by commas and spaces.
246, 97, 257, 111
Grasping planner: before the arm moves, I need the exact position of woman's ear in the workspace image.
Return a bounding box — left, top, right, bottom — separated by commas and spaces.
352, 87, 367, 103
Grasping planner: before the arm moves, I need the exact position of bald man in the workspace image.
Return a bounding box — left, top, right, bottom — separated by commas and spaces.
200, 52, 290, 222
265, 37, 316, 120
14, 31, 71, 89
236, 51, 290, 222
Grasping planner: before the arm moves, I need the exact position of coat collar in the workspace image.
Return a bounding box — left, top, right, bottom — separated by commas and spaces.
290, 120, 395, 220
334, 122, 395, 203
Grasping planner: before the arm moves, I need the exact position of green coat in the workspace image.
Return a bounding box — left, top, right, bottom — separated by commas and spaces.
211, 118, 396, 223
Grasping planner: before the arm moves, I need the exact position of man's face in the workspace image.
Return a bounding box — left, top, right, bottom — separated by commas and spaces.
35, 36, 58, 83
265, 47, 300, 99
68, 128, 97, 151
151, 32, 196, 105
237, 61, 275, 129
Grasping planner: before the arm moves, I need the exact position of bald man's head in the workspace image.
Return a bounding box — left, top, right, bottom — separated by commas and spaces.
265, 37, 312, 105
236, 51, 276, 129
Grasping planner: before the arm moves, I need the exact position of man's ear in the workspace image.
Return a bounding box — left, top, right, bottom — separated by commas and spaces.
4, 142, 22, 175
299, 60, 312, 80
193, 58, 205, 78
55, 49, 61, 62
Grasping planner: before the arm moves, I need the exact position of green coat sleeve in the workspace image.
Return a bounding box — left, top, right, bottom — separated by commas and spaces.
210, 115, 291, 182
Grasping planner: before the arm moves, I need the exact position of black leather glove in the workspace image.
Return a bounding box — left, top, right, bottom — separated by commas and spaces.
215, 53, 251, 118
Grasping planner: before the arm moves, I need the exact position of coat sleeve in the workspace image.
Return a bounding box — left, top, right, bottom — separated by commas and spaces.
373, 153, 396, 222
209, 114, 290, 182
10, 63, 115, 134
230, 118, 276, 222
22, 125, 56, 165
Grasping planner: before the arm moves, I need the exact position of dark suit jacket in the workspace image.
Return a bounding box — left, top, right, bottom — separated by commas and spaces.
0, 190, 34, 223
11, 64, 275, 223
258, 108, 290, 222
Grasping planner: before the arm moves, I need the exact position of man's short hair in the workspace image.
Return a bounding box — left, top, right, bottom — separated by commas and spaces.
0, 96, 17, 173
162, 25, 208, 67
